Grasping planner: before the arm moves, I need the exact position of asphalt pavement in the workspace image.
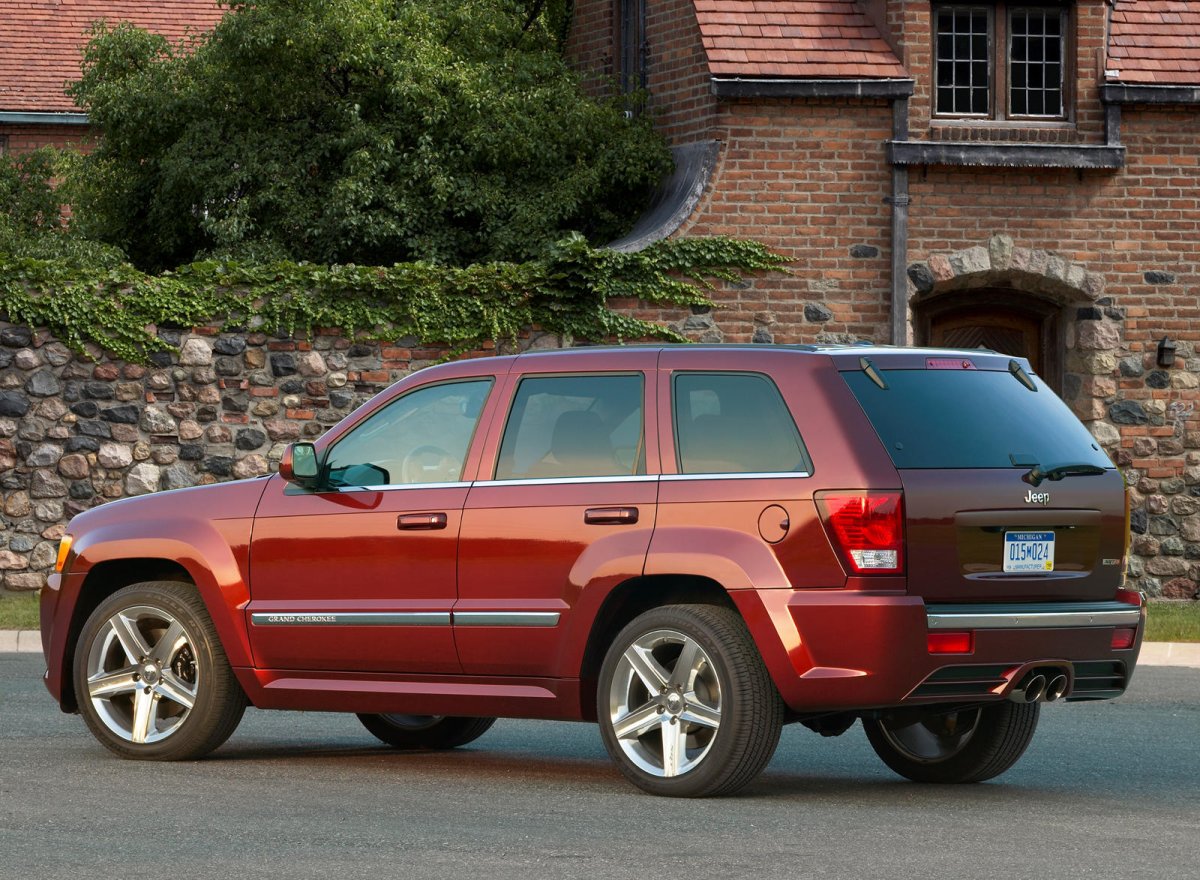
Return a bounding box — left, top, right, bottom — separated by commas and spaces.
1, 654, 1196, 879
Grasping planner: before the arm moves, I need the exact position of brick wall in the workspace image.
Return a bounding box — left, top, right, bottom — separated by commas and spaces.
566, 4, 1200, 597
0, 125, 95, 155
621, 98, 895, 345
643, 0, 716, 145
564, 0, 614, 95
565, 0, 716, 146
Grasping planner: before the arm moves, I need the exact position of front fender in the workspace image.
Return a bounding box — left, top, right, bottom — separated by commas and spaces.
70, 519, 254, 667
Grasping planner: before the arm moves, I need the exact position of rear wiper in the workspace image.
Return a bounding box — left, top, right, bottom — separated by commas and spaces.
1021, 462, 1107, 487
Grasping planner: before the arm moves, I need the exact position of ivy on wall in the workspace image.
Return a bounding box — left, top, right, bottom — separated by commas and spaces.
0, 234, 786, 362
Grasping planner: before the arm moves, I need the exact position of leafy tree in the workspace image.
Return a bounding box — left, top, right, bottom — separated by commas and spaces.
0, 147, 123, 266
68, 0, 671, 271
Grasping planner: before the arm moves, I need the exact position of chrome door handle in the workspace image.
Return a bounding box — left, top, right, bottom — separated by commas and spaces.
397, 512, 448, 530
584, 507, 639, 525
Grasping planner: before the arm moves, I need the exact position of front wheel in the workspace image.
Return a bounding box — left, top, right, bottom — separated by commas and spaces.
863, 701, 1040, 783
597, 604, 784, 797
356, 714, 496, 750
73, 581, 247, 760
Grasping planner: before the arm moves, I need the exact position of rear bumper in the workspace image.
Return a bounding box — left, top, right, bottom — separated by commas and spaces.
731, 590, 1145, 713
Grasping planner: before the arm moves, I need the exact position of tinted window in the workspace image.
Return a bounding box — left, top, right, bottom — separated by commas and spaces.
495, 375, 645, 479
324, 379, 492, 487
673, 373, 810, 475
842, 368, 1113, 470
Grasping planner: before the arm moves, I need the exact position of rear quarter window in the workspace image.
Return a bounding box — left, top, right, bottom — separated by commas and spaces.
842, 368, 1112, 470
673, 372, 811, 474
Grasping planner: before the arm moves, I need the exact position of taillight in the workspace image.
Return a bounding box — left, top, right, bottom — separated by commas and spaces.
928, 631, 974, 654
925, 357, 976, 370
815, 490, 904, 574
1116, 588, 1143, 607
1111, 627, 1137, 650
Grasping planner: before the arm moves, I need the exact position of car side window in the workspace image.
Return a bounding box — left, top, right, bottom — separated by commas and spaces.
494, 374, 645, 480
323, 379, 493, 488
673, 372, 811, 475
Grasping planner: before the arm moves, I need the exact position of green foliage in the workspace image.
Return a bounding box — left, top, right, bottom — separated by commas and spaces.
0, 236, 786, 362
0, 148, 64, 235
68, 0, 671, 272
0, 148, 127, 267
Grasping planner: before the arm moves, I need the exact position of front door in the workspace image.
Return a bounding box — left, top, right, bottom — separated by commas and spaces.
247, 377, 496, 673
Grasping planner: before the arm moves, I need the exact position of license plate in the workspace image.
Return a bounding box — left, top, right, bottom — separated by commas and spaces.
1003, 531, 1055, 573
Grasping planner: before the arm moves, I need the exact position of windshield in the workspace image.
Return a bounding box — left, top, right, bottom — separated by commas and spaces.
842, 368, 1114, 470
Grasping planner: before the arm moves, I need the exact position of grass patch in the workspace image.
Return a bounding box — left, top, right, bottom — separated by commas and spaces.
1146, 600, 1200, 643
0, 592, 40, 630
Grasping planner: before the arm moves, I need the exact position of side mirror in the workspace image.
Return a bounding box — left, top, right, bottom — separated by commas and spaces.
280, 442, 320, 487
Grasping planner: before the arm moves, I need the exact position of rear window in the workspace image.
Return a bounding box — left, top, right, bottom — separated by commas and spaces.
842, 368, 1113, 470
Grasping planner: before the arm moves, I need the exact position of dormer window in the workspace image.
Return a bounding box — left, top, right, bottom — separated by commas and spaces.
934, 3, 1069, 121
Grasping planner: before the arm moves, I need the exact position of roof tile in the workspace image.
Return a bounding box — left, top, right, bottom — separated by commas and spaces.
1108, 0, 1200, 85
694, 0, 907, 80
1, 1, 225, 113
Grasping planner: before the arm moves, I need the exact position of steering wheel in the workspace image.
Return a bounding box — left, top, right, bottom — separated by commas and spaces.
400, 445, 456, 484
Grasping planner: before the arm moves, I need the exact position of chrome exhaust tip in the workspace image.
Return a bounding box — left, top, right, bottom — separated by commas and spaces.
1045, 674, 1069, 703
1009, 673, 1047, 704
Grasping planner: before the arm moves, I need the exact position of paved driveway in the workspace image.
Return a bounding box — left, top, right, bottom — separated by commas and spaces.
1, 654, 1195, 880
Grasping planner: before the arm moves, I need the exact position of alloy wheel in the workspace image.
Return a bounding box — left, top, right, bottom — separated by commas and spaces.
606, 628, 723, 778
84, 605, 200, 745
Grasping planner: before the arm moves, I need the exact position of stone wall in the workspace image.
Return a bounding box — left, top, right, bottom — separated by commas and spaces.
0, 321, 530, 597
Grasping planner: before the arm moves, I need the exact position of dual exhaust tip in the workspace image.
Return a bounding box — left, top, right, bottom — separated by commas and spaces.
1008, 671, 1069, 704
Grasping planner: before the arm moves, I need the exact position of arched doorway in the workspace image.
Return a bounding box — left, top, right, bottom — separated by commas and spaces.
916, 289, 1064, 392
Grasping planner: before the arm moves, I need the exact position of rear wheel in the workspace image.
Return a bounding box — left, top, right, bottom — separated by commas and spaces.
73, 581, 247, 760
356, 714, 496, 750
863, 701, 1040, 783
597, 604, 784, 797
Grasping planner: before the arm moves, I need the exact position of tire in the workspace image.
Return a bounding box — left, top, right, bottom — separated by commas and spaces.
597, 604, 785, 797
357, 714, 496, 750
863, 701, 1040, 784
73, 581, 247, 760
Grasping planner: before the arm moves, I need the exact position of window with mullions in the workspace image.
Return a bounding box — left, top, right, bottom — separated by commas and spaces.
934, 3, 1068, 120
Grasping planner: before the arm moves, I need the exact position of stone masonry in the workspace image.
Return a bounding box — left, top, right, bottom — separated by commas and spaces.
2, 310, 1197, 600
0, 320, 554, 598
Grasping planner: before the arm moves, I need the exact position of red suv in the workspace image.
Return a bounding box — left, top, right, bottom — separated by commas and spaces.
40, 345, 1142, 796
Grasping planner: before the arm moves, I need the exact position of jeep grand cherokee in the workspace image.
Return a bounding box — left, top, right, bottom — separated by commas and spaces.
41, 345, 1142, 796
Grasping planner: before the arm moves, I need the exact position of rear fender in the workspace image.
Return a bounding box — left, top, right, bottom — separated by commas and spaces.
643, 526, 791, 590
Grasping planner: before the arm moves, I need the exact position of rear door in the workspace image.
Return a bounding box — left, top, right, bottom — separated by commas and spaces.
455, 349, 660, 677
837, 351, 1126, 603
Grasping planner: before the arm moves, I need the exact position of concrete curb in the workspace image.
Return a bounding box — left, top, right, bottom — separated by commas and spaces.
0, 630, 42, 654
1135, 641, 1200, 668
1, 629, 1198, 666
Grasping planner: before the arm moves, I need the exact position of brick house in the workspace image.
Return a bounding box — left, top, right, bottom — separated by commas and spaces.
0, 0, 225, 156
567, 1, 1200, 598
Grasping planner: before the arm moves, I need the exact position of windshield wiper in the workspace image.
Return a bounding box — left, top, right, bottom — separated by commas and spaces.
1021, 462, 1107, 487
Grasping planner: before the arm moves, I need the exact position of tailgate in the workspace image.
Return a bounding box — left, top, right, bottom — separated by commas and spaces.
901, 468, 1127, 602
